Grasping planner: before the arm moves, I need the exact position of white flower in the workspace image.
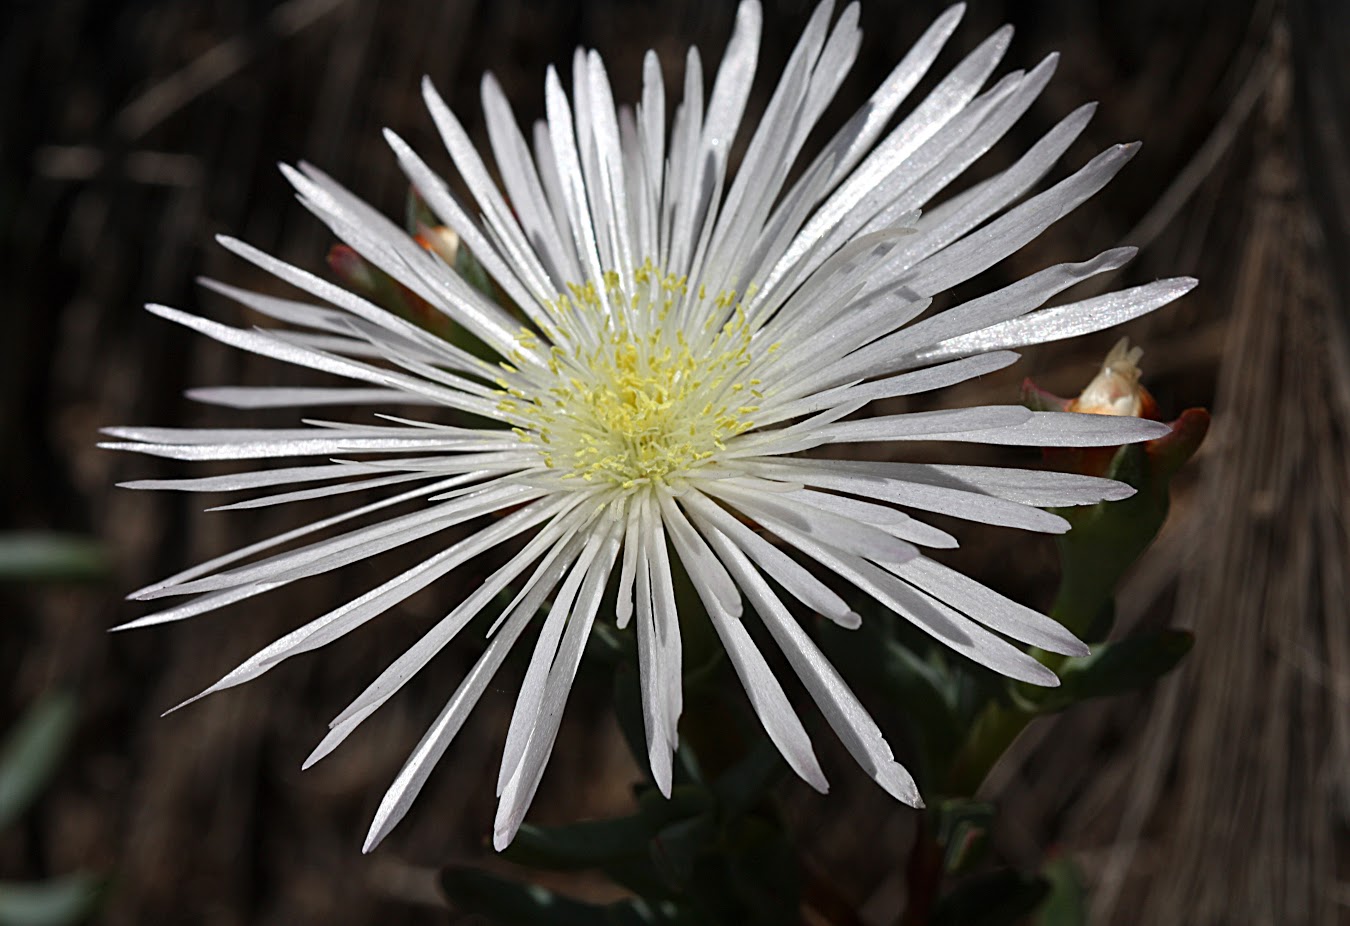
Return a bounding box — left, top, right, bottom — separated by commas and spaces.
105, 1, 1191, 852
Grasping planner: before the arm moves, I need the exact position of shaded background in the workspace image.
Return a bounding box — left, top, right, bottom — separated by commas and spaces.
2, 0, 1347, 922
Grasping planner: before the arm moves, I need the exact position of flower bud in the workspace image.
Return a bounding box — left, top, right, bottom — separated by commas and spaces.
1023, 339, 1209, 639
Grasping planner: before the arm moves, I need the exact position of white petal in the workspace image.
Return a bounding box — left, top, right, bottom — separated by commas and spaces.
704, 527, 920, 804
889, 556, 1087, 656
680, 490, 859, 627
657, 490, 742, 618
494, 517, 622, 848
914, 277, 1199, 363
161, 496, 571, 713
704, 478, 920, 565
186, 386, 438, 409
742, 460, 1070, 533
815, 404, 1031, 444
312, 508, 592, 772
703, 587, 829, 794
938, 411, 1171, 446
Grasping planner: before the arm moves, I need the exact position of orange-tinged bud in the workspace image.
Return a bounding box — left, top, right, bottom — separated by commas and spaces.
1022, 339, 1210, 641
1067, 338, 1158, 419
414, 223, 460, 267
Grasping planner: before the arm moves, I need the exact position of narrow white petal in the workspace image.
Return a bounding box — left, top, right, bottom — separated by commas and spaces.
657, 490, 742, 618
938, 411, 1171, 446
742, 460, 1070, 533
496, 521, 610, 795
187, 387, 438, 409
161, 496, 572, 714
310, 507, 592, 771
494, 517, 622, 848
124, 474, 482, 602
632, 499, 672, 794
705, 528, 921, 804
360, 587, 541, 853
704, 479, 920, 566
141, 304, 507, 420
681, 490, 859, 627
205, 471, 438, 511
815, 404, 1031, 444
644, 495, 683, 790
889, 556, 1087, 656
704, 590, 829, 794
757, 351, 1019, 426
914, 278, 1199, 363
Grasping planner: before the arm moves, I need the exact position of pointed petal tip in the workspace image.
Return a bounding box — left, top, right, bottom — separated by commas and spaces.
160, 690, 209, 717
1106, 482, 1138, 501
805, 766, 829, 795
300, 741, 331, 770
1045, 512, 1072, 534
875, 764, 923, 806
1028, 663, 1061, 688
1137, 418, 1174, 440
651, 760, 673, 798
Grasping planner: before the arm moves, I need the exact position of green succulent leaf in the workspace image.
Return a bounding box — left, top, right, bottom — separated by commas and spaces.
932, 799, 995, 874
1050, 629, 1193, 709
0, 692, 78, 832
0, 874, 103, 926
648, 812, 716, 889
0, 535, 108, 584
505, 816, 654, 871
710, 740, 784, 821
1035, 856, 1089, 926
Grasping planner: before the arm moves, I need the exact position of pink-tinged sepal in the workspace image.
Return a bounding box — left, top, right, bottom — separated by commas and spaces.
1146, 407, 1210, 480
1020, 378, 1072, 412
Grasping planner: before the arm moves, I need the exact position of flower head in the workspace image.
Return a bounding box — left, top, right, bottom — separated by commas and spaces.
105, 1, 1191, 852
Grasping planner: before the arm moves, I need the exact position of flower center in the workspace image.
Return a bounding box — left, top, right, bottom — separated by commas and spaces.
502, 263, 763, 489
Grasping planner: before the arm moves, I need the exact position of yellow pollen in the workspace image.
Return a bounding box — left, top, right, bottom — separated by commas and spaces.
501, 262, 760, 488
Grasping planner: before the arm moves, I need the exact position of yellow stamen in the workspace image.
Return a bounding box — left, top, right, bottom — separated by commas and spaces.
500, 261, 760, 488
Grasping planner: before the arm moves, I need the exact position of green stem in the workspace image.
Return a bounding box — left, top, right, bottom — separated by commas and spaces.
944, 702, 1034, 796
943, 593, 1097, 796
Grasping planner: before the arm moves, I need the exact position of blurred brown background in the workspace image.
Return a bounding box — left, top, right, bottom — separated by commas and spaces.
1, 0, 1347, 923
